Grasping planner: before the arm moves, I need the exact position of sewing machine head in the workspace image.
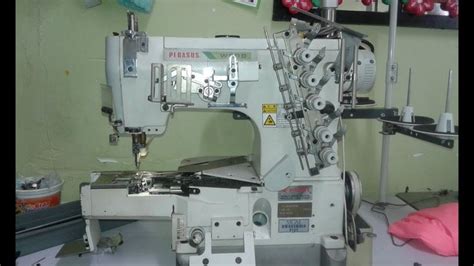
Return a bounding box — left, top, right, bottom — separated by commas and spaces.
103, 11, 375, 192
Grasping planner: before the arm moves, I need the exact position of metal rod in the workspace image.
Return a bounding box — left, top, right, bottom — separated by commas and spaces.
321, 8, 336, 24
445, 69, 452, 113
338, 36, 346, 103
407, 68, 412, 106
351, 45, 358, 109
127, 11, 138, 32
290, 7, 367, 39
378, 0, 399, 204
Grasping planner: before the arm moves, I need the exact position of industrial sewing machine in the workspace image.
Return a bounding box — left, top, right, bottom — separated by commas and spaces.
80, 4, 377, 265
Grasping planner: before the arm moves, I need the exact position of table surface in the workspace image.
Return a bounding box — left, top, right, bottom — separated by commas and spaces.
17, 197, 458, 266
396, 191, 458, 210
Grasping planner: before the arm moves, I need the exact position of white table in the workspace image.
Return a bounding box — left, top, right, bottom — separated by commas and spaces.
17, 197, 458, 266
357, 196, 458, 266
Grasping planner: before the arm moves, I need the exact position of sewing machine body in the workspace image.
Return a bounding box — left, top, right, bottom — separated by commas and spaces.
81, 15, 369, 265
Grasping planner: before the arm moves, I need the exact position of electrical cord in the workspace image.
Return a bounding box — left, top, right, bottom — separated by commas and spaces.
362, 199, 407, 207
362, 199, 412, 247
362, 194, 443, 248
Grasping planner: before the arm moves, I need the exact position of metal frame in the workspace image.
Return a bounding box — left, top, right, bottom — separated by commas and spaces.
381, 122, 455, 149
342, 108, 398, 119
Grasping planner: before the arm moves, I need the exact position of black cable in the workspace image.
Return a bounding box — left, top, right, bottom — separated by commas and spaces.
362, 199, 407, 207
369, 205, 412, 247
362, 193, 443, 248
362, 199, 412, 247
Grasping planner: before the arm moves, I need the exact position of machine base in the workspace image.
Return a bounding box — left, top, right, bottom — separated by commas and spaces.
177, 244, 347, 266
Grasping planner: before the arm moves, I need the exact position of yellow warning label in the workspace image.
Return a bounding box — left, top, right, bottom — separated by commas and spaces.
262, 104, 277, 113
264, 114, 276, 126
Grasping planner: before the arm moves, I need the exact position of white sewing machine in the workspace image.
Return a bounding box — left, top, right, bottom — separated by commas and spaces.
80, 6, 376, 265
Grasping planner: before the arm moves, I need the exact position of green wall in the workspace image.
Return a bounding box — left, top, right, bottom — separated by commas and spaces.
16, 0, 458, 203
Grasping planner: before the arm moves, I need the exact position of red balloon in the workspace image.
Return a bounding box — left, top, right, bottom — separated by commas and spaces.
361, 0, 372, 6
288, 3, 299, 14
404, 0, 433, 16
448, 4, 458, 18
282, 0, 313, 14
423, 0, 434, 12
299, 0, 314, 11
282, 0, 295, 8
440, 0, 454, 11
405, 0, 422, 16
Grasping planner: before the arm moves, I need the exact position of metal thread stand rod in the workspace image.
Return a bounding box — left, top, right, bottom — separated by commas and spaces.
351, 45, 359, 109
338, 37, 346, 103
378, 0, 399, 203
407, 68, 412, 106
445, 69, 452, 113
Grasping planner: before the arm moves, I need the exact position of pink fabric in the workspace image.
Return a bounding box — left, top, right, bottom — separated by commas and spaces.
388, 203, 458, 256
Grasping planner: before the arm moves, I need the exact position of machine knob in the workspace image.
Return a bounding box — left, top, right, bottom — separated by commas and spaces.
294, 48, 314, 65
190, 228, 205, 247
300, 72, 319, 89
320, 148, 338, 165
314, 126, 333, 143
306, 94, 326, 110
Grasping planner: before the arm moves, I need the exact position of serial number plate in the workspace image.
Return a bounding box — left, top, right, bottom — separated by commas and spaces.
278, 185, 312, 201
278, 219, 310, 233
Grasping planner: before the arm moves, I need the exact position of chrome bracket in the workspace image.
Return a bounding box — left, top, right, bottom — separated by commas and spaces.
122, 11, 148, 78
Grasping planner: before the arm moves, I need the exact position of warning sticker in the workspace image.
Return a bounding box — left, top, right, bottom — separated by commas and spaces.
264, 114, 276, 126
262, 104, 290, 128
262, 104, 277, 113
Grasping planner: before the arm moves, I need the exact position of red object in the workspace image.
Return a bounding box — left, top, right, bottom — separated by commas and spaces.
338, 0, 343, 5
440, 0, 458, 17
299, 0, 313, 11
404, 0, 435, 16
281, 0, 313, 14
448, 4, 458, 17
16, 192, 61, 214
361, 0, 373, 6
281, 0, 294, 8
440, 0, 455, 11
388, 203, 458, 256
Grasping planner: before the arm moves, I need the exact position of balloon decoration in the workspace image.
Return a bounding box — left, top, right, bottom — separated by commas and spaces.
283, 0, 458, 18
404, 0, 435, 16
440, 0, 458, 18
282, 0, 314, 14
381, 0, 458, 18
